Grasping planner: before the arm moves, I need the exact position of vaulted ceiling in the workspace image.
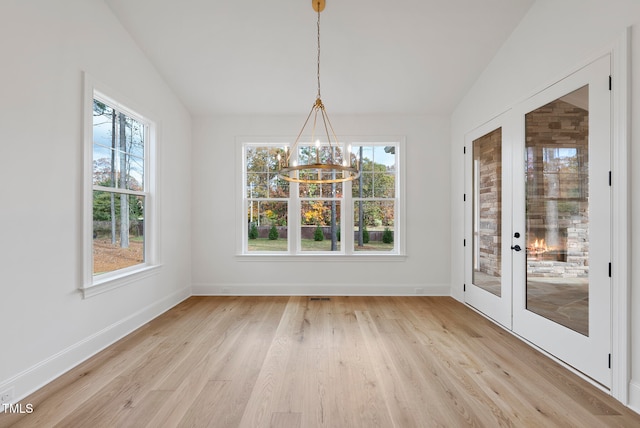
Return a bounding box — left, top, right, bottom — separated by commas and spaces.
104, 0, 535, 116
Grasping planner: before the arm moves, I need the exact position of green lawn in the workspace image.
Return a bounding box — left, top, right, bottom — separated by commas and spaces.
353, 241, 394, 251
247, 239, 288, 251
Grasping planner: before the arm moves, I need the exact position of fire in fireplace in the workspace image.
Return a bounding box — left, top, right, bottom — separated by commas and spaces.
527, 235, 567, 262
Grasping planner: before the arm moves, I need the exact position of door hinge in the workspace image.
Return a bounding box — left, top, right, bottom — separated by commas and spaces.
609, 263, 612, 278
463, 146, 466, 154
609, 353, 612, 369
464, 283, 466, 292
463, 193, 466, 202
609, 171, 612, 186
609, 75, 612, 90
463, 239, 466, 247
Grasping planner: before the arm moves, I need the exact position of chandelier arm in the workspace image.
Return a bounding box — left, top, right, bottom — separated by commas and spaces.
288, 103, 317, 163
312, 106, 319, 144
312, 107, 320, 163
321, 108, 343, 164
319, 108, 334, 163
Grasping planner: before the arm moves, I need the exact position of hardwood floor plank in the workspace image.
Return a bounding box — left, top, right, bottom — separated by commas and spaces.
117, 389, 174, 428
195, 297, 289, 427
238, 297, 307, 428
356, 309, 434, 427
177, 380, 230, 427
328, 300, 394, 427
270, 412, 301, 428
2, 296, 639, 428
298, 298, 392, 427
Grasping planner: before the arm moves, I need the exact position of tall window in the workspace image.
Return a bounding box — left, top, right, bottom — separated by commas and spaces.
245, 145, 289, 252
298, 144, 344, 252
83, 81, 155, 294
242, 140, 402, 255
352, 145, 397, 252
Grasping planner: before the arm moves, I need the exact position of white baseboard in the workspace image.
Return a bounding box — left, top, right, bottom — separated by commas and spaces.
629, 380, 640, 413
0, 286, 190, 406
192, 282, 450, 296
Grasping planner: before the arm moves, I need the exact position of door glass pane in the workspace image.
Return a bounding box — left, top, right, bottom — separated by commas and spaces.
525, 85, 589, 336
472, 128, 502, 297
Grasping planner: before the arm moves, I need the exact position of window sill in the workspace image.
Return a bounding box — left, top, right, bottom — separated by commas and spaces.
81, 264, 162, 299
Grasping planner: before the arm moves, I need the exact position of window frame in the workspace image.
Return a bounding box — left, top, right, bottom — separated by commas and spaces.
238, 136, 405, 259
82, 74, 159, 298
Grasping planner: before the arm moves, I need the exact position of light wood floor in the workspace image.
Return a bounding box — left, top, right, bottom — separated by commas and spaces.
2, 296, 639, 427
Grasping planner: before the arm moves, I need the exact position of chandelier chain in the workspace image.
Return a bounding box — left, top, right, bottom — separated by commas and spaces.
316, 4, 321, 99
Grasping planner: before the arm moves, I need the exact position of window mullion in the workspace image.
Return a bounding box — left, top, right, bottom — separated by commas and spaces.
343, 180, 354, 255
290, 180, 300, 255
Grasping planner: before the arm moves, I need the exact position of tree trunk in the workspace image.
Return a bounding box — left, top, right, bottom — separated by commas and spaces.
110, 109, 117, 245
119, 113, 129, 248
331, 198, 337, 251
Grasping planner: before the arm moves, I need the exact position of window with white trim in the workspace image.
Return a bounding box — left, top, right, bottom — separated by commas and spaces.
242, 139, 402, 255
352, 144, 397, 252
83, 81, 157, 294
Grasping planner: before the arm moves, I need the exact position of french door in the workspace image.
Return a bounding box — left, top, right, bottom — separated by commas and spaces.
465, 55, 612, 387
464, 114, 513, 329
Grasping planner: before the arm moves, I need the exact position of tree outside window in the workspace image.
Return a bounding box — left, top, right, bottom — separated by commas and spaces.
353, 145, 396, 252
92, 98, 147, 274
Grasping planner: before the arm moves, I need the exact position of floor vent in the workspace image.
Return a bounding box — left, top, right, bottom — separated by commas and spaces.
310, 297, 331, 301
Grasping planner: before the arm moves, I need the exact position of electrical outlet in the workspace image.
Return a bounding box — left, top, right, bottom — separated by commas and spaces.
0, 386, 14, 405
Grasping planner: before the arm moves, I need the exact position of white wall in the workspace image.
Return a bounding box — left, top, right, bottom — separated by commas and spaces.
0, 0, 192, 402
450, 0, 640, 409
192, 114, 451, 296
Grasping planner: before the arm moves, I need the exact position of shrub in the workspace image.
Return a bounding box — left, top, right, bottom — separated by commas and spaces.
382, 227, 393, 244
336, 227, 340, 242
363, 227, 370, 244
314, 225, 324, 241
269, 225, 279, 240
248, 223, 258, 240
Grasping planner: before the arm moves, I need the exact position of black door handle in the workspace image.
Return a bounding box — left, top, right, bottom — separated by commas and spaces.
511, 245, 522, 251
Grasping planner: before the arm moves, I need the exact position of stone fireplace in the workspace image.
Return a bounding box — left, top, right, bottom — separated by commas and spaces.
525, 90, 589, 279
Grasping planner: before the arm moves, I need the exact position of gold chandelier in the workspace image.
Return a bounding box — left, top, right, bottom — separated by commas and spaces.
277, 0, 360, 184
